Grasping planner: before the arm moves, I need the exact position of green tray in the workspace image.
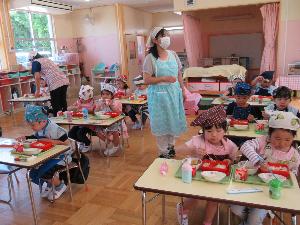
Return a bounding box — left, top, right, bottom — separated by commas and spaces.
175, 165, 231, 184
231, 165, 293, 188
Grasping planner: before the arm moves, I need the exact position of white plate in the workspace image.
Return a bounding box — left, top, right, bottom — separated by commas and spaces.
233, 124, 249, 130
22, 148, 41, 155
201, 171, 226, 182
258, 173, 286, 183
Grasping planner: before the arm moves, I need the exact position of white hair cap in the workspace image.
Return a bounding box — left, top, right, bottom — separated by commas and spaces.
79, 85, 94, 100
100, 83, 116, 95
269, 111, 300, 131
146, 27, 163, 48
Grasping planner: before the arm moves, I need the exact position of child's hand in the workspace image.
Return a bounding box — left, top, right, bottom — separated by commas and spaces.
262, 111, 270, 120
16, 136, 26, 142
256, 76, 264, 82
105, 99, 112, 106
197, 148, 206, 158
247, 114, 255, 122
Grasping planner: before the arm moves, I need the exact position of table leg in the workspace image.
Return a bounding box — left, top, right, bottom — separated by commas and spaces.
227, 206, 231, 225
162, 194, 166, 224
105, 128, 110, 167
217, 203, 220, 225
181, 197, 184, 225
142, 191, 147, 225
280, 212, 284, 225
65, 157, 73, 201
26, 170, 38, 225
291, 214, 297, 225
120, 121, 125, 158
10, 102, 14, 116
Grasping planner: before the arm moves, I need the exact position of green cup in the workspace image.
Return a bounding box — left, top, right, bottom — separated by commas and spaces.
269, 178, 282, 200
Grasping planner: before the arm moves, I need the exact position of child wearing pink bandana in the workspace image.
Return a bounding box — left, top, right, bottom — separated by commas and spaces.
176, 105, 238, 225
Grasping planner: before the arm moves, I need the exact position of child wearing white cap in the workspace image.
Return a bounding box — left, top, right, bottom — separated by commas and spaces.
231, 111, 300, 225
68, 85, 95, 153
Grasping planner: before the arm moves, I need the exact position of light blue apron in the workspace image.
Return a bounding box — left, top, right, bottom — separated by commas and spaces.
148, 51, 187, 136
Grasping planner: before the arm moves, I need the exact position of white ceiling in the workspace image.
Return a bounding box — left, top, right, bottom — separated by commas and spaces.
63, 0, 173, 12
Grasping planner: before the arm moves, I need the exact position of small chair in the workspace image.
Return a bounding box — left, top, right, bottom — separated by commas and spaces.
45, 139, 88, 203
0, 165, 20, 203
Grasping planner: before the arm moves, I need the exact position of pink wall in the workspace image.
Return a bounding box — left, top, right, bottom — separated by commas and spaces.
277, 20, 300, 75
56, 34, 120, 77
170, 32, 185, 52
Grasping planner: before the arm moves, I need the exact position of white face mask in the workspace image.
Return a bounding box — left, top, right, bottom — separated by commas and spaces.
159, 36, 171, 50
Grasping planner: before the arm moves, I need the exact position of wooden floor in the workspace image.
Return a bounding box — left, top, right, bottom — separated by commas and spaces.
1, 100, 300, 225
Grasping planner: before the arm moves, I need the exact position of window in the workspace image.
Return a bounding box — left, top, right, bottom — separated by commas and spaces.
9, 10, 55, 66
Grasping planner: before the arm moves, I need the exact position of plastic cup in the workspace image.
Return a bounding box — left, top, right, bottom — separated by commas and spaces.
269, 178, 282, 200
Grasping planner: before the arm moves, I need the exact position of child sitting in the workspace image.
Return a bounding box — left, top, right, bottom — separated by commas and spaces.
40, 77, 49, 96
94, 83, 123, 156
68, 85, 95, 152
115, 75, 129, 99
126, 75, 149, 129
263, 86, 300, 119
231, 111, 300, 225
251, 71, 277, 96
17, 105, 71, 201
176, 105, 238, 225
226, 82, 262, 122
223, 74, 246, 97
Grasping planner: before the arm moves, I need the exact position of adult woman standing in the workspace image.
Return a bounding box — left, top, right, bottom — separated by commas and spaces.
143, 27, 187, 158
29, 52, 69, 116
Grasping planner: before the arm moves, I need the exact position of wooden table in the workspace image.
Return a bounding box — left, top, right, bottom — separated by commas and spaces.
51, 115, 126, 164
134, 158, 300, 225
212, 97, 272, 107
8, 96, 51, 115
0, 138, 71, 225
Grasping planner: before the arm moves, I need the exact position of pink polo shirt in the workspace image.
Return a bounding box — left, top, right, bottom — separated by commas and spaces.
185, 134, 238, 160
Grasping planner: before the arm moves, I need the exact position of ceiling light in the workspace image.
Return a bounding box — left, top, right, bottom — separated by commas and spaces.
31, 0, 72, 11
174, 11, 182, 15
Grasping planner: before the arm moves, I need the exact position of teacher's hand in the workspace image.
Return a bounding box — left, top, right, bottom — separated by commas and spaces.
163, 76, 177, 83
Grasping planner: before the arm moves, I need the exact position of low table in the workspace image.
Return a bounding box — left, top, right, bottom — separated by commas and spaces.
134, 158, 300, 225
0, 138, 71, 225
8, 96, 51, 115
212, 97, 272, 107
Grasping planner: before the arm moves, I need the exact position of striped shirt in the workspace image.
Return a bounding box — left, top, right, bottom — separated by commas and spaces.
240, 136, 300, 175
34, 58, 69, 91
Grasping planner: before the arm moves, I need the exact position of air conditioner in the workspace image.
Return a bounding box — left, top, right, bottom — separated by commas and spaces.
31, 0, 72, 11
186, 0, 196, 6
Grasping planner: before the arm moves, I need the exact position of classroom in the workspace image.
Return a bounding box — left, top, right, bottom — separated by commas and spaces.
1, 0, 300, 225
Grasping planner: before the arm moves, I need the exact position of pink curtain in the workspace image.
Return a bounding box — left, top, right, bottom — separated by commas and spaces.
182, 13, 203, 67
260, 3, 280, 74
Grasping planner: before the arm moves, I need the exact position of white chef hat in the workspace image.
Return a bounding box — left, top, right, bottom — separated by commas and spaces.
133, 75, 144, 85
146, 27, 163, 48
100, 83, 116, 95
229, 74, 246, 82
79, 85, 94, 100
269, 111, 300, 131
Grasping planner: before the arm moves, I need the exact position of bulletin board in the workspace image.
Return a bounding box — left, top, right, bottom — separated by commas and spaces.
209, 33, 263, 69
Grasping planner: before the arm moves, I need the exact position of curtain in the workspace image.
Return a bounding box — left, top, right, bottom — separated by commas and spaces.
182, 13, 203, 67
260, 3, 280, 74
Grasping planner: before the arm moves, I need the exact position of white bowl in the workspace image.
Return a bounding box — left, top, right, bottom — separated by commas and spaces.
22, 148, 41, 155
258, 173, 286, 183
95, 111, 105, 117
201, 171, 226, 182
233, 124, 249, 130
237, 161, 258, 175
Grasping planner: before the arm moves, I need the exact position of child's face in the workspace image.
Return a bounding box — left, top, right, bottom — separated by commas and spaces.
136, 84, 147, 90
274, 97, 291, 110
40, 79, 46, 87
27, 120, 47, 132
204, 125, 225, 145
270, 129, 294, 152
232, 79, 242, 88
261, 79, 271, 88
101, 90, 113, 100
235, 95, 249, 107
80, 98, 92, 104
116, 80, 125, 89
